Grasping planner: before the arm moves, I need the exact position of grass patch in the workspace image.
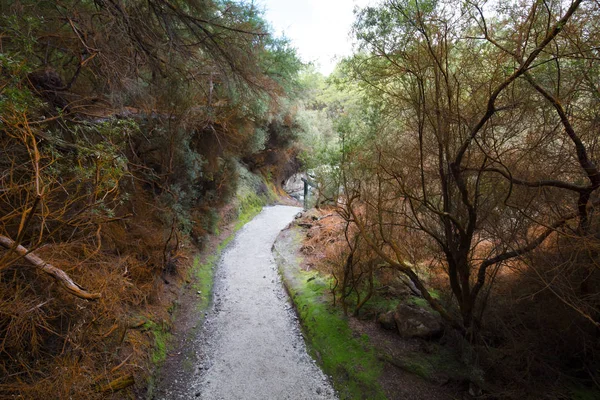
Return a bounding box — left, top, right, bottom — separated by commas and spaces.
190, 255, 216, 313
275, 231, 387, 400
189, 233, 235, 313
290, 271, 386, 399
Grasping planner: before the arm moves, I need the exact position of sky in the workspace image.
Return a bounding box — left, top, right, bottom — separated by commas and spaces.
257, 0, 374, 76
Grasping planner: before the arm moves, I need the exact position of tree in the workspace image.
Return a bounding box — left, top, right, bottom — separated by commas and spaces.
341, 0, 599, 333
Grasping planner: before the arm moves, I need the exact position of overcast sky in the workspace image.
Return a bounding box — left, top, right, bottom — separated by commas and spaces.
257, 0, 374, 76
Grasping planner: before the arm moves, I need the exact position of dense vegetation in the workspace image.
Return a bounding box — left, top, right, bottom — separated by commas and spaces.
2, 0, 600, 398
0, 0, 305, 397
302, 0, 600, 397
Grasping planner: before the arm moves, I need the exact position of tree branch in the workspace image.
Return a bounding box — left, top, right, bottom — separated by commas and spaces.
454, 0, 584, 168
475, 167, 588, 192
0, 235, 101, 300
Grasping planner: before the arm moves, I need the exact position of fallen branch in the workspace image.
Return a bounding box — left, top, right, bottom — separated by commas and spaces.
98, 375, 135, 393
0, 235, 101, 300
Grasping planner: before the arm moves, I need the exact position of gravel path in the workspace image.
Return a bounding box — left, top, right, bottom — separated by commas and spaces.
187, 205, 336, 400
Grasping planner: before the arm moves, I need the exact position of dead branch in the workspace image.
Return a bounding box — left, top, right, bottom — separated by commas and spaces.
0, 235, 101, 300
97, 375, 135, 393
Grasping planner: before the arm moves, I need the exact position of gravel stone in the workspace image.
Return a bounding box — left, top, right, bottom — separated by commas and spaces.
193, 206, 336, 400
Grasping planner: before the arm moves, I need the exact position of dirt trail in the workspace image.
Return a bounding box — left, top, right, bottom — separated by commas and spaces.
156, 205, 336, 400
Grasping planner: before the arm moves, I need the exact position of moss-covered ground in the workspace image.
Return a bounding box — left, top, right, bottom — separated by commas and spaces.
143, 320, 172, 366
275, 228, 387, 400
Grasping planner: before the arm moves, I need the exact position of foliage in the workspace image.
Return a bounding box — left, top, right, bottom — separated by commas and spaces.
342, 0, 600, 330
0, 0, 304, 397
298, 0, 600, 396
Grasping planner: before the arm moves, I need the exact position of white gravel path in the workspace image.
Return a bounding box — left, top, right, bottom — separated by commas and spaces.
190, 205, 337, 400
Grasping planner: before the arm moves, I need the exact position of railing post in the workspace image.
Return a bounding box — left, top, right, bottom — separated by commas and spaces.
303, 179, 308, 210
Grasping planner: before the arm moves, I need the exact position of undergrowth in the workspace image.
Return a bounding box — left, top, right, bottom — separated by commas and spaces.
235, 166, 278, 230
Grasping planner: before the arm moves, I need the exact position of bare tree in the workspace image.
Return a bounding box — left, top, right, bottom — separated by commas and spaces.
343, 0, 599, 333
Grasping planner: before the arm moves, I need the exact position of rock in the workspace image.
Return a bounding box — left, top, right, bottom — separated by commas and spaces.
393, 303, 443, 338
377, 311, 397, 331
388, 281, 412, 297
316, 387, 323, 394
295, 212, 303, 219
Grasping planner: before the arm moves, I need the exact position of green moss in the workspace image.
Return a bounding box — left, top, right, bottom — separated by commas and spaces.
235, 191, 264, 231
234, 164, 280, 231
403, 291, 439, 312
282, 267, 386, 399
358, 294, 399, 315
397, 356, 434, 378
190, 256, 214, 313
407, 297, 429, 309
142, 320, 172, 366
339, 278, 441, 318
220, 234, 234, 248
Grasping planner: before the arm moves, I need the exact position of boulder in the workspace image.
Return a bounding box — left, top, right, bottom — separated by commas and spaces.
393, 303, 443, 338
377, 311, 397, 331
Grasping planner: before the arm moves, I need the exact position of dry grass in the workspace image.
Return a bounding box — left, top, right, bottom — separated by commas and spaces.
295, 206, 600, 398
0, 185, 190, 399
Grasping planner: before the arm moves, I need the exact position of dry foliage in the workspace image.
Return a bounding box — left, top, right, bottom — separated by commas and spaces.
0, 0, 302, 397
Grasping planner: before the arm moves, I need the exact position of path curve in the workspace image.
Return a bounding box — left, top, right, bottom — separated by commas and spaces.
193, 205, 336, 399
